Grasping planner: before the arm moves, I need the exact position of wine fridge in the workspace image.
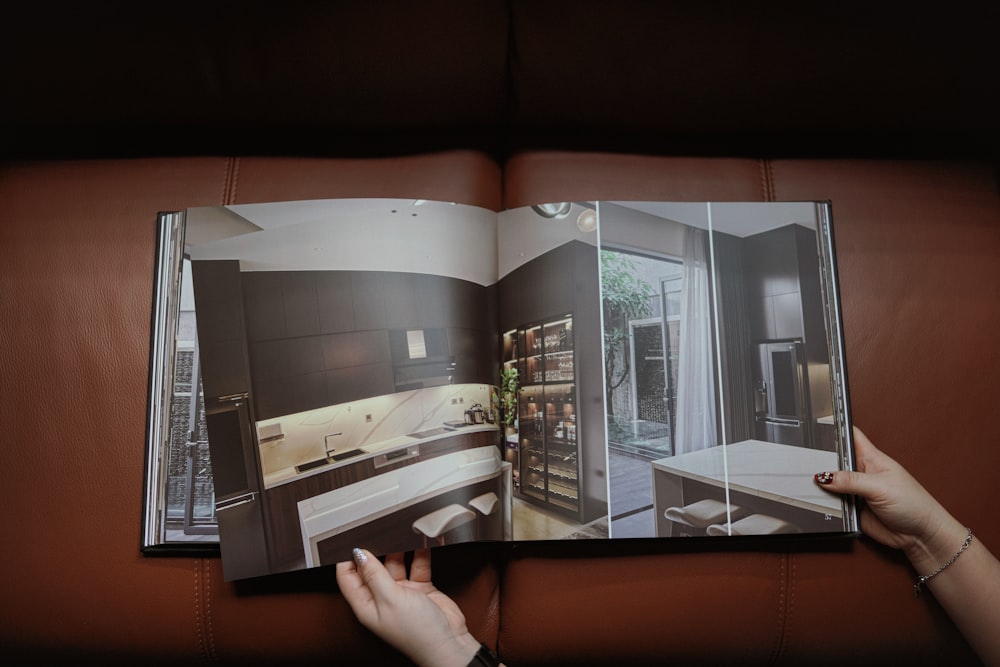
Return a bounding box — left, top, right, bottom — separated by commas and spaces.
512, 314, 580, 516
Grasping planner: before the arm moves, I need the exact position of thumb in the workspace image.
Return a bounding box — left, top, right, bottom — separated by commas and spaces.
351, 548, 399, 603
814, 469, 882, 502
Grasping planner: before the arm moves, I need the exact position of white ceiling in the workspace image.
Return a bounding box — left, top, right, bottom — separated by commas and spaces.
610, 201, 820, 237
182, 198, 826, 286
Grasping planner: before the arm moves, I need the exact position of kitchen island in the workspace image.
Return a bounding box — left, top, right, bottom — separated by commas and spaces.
262, 423, 500, 571
299, 446, 511, 567
651, 439, 850, 537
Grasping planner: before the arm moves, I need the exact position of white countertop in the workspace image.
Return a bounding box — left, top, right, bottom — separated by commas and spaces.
652, 439, 844, 516
263, 423, 499, 489
298, 446, 507, 566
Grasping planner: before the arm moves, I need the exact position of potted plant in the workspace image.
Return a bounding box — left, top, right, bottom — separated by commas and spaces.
493, 366, 520, 436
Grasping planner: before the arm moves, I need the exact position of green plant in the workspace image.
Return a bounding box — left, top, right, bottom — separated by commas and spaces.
600, 250, 654, 416
493, 366, 520, 427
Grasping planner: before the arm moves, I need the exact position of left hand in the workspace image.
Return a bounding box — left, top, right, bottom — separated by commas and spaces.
335, 549, 483, 667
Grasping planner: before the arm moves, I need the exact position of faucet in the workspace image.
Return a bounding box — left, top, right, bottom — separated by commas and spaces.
324, 432, 343, 458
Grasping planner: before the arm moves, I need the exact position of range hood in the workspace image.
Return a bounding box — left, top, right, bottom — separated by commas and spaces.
390, 328, 456, 390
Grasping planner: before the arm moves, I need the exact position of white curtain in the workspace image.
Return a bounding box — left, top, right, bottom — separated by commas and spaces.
674, 226, 718, 455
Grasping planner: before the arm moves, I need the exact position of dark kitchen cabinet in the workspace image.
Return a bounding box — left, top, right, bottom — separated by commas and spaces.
350, 272, 387, 331
316, 271, 356, 333
742, 224, 822, 344
242, 271, 286, 341
206, 396, 270, 579
382, 272, 419, 329
250, 330, 393, 420
191, 260, 252, 399
448, 328, 494, 385
326, 363, 394, 405
276, 272, 318, 338
253, 371, 328, 422
414, 273, 490, 330
240, 268, 495, 419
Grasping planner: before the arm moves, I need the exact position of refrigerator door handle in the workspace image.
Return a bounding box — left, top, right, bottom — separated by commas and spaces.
216, 492, 257, 512
760, 416, 802, 427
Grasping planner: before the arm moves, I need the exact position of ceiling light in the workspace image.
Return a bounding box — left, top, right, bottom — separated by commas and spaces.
576, 209, 597, 233
531, 202, 572, 219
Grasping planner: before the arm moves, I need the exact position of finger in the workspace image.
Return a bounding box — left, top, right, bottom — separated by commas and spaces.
409, 549, 433, 583
851, 426, 884, 471
384, 552, 407, 581
814, 467, 886, 501
335, 559, 377, 625
353, 548, 405, 604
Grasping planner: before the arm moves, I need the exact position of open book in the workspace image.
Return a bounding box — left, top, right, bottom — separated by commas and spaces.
143, 198, 857, 581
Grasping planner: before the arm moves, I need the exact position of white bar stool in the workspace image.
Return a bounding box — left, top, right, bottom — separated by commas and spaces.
468, 492, 499, 539
706, 513, 801, 536
412, 504, 477, 548
663, 498, 746, 536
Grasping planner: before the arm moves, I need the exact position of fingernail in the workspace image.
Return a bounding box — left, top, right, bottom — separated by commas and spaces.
815, 471, 834, 484
352, 548, 367, 566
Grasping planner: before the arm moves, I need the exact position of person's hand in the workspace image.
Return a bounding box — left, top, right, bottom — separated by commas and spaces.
815, 426, 967, 570
335, 548, 484, 667
816, 426, 1000, 666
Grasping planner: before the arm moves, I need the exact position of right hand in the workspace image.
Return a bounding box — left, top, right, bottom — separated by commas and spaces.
815, 426, 966, 566
335, 548, 485, 667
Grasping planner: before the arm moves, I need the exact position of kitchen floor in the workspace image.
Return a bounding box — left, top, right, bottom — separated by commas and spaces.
512, 497, 581, 540
512, 497, 609, 540
608, 448, 657, 538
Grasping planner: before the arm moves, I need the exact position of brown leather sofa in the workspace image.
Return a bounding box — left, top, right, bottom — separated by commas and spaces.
2, 3, 997, 665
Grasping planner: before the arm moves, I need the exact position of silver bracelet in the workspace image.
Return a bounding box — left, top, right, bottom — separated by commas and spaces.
913, 528, 973, 597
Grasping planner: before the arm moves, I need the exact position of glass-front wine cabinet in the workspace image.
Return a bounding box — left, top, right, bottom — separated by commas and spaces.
510, 314, 579, 515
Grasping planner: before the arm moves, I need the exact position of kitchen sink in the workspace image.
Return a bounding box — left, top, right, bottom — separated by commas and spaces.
330, 448, 365, 461
295, 449, 366, 473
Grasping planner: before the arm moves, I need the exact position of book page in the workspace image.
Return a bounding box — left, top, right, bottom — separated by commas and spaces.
144, 197, 856, 581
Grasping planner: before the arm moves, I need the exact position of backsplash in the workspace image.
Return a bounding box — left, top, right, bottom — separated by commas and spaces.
256, 383, 493, 474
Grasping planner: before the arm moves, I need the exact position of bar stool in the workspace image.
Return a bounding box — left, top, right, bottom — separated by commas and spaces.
705, 513, 801, 536
663, 498, 746, 536
412, 504, 476, 548
468, 492, 499, 539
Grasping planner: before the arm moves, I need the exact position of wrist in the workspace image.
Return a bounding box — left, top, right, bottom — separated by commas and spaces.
902, 512, 968, 576
416, 631, 482, 667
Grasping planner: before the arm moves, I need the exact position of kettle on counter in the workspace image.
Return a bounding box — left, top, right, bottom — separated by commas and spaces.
471, 402, 485, 424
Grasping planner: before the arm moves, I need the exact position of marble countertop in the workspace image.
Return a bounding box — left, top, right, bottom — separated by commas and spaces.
298, 446, 506, 566
263, 423, 499, 489
652, 439, 844, 516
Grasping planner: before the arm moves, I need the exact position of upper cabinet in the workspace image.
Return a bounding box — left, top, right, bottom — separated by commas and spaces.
741, 224, 822, 343
190, 260, 253, 400
240, 269, 496, 420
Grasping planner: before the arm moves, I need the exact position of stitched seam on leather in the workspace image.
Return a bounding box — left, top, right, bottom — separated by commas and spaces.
203, 559, 217, 660
770, 554, 788, 664
194, 559, 209, 661
220, 157, 241, 205
760, 159, 776, 202
785, 554, 797, 663
228, 157, 242, 205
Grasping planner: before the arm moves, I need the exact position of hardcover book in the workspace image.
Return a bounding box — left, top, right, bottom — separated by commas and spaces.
143, 197, 857, 581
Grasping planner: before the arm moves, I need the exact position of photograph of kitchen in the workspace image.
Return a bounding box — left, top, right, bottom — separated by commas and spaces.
182, 198, 612, 581
594, 201, 855, 540
169, 196, 854, 581
495, 202, 609, 540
